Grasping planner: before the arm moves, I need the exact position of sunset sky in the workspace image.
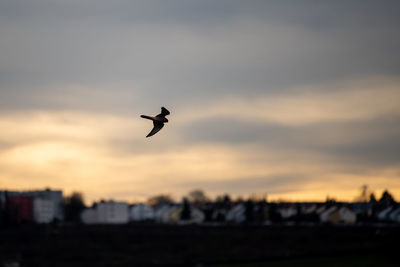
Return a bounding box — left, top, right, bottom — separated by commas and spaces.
1, 1, 400, 204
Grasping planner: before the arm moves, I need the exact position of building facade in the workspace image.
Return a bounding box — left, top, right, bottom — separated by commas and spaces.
0, 189, 63, 223
81, 201, 130, 224
33, 198, 55, 223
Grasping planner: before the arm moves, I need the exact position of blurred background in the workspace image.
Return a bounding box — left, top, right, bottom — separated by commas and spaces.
1, 0, 400, 266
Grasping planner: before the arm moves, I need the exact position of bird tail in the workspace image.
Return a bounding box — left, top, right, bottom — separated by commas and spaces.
140, 115, 153, 120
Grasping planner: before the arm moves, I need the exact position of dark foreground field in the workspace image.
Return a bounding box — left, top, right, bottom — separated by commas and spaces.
0, 224, 399, 266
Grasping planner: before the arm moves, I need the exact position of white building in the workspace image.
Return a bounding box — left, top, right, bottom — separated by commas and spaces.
154, 205, 177, 223
191, 207, 205, 224
151, 204, 205, 224
320, 206, 356, 224
338, 207, 357, 224
377, 207, 393, 220
320, 206, 337, 223
130, 203, 155, 221
388, 207, 400, 223
81, 208, 97, 224
97, 201, 129, 224
279, 206, 298, 219
226, 204, 246, 223
80, 201, 129, 224
315, 206, 327, 215
33, 198, 55, 223
301, 204, 317, 214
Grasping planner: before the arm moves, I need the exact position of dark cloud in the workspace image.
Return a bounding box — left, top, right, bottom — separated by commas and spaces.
179, 115, 400, 168
305, 116, 400, 167
0, 1, 400, 113
0, 140, 15, 151
326, 135, 400, 166
2, 1, 399, 27
179, 117, 288, 144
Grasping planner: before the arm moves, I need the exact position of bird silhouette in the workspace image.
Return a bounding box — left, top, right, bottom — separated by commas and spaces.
140, 107, 170, 137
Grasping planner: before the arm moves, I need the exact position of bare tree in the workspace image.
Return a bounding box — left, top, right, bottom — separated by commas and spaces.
63, 192, 85, 223
354, 185, 373, 202
147, 194, 174, 207
369, 193, 377, 203
379, 190, 396, 205
215, 194, 231, 203
187, 189, 209, 204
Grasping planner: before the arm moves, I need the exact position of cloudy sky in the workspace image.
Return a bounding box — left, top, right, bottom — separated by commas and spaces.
1, 0, 400, 203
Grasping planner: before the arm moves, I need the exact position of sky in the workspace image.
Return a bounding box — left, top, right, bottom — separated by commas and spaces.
1, 0, 400, 203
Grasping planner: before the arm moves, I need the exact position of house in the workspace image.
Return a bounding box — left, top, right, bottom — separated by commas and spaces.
320, 206, 339, 224
279, 206, 298, 219
154, 205, 177, 223
226, 204, 246, 223
212, 208, 227, 222
301, 204, 317, 214
177, 206, 206, 224
351, 203, 373, 216
169, 206, 182, 223
320, 206, 356, 224
338, 207, 357, 224
191, 207, 205, 224
351, 203, 374, 222
377, 206, 393, 221
130, 203, 155, 221
388, 207, 400, 223
315, 205, 327, 215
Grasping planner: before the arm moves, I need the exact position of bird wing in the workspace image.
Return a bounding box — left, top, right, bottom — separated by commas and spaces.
156, 107, 170, 118
140, 115, 154, 120
146, 121, 164, 137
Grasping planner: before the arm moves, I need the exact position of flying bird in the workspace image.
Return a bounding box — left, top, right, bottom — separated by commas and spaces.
140, 107, 170, 137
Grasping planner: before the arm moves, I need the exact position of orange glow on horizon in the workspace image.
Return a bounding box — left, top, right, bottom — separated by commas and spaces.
1, 77, 400, 204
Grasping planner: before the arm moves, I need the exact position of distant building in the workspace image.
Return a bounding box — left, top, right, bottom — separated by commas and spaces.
81, 208, 98, 224
0, 192, 6, 210
150, 204, 206, 224
388, 207, 400, 223
130, 203, 155, 221
315, 205, 327, 215
279, 206, 298, 219
81, 201, 129, 224
154, 205, 178, 223
97, 201, 129, 224
301, 204, 317, 214
191, 207, 205, 224
1, 189, 63, 221
320, 206, 356, 224
212, 208, 227, 222
338, 207, 357, 224
320, 206, 339, 224
6, 196, 34, 224
169, 206, 182, 223
377, 206, 393, 221
226, 204, 246, 223
351, 202, 373, 217
33, 198, 55, 223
